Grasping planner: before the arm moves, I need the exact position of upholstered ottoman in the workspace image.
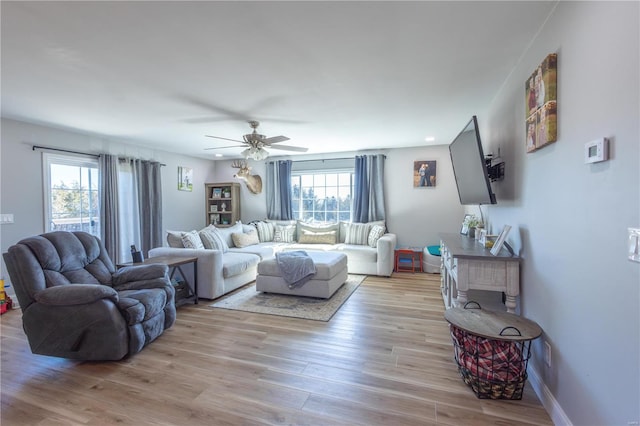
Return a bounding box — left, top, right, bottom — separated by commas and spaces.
256, 251, 348, 298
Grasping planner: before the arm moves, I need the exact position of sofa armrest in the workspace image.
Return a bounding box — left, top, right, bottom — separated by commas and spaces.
148, 247, 225, 300
34, 284, 118, 306
376, 233, 397, 277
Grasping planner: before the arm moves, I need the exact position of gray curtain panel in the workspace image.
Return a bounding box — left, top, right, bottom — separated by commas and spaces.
99, 154, 119, 261
266, 160, 293, 220
353, 154, 386, 223
133, 159, 163, 256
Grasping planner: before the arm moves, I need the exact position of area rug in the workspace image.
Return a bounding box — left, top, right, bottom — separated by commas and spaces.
209, 274, 366, 321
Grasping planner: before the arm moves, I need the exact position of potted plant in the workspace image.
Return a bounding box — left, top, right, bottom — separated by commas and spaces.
464, 215, 483, 238
223, 188, 231, 198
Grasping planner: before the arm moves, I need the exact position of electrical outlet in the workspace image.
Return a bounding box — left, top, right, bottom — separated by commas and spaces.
544, 341, 552, 368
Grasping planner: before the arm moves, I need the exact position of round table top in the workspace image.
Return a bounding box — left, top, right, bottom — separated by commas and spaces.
444, 303, 542, 341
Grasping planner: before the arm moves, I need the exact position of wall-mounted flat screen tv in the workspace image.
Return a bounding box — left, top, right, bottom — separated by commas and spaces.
449, 116, 496, 205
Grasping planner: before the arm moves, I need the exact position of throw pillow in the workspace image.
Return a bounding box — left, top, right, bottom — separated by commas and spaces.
253, 221, 275, 242
345, 222, 371, 245
180, 230, 204, 249
298, 229, 337, 244
216, 221, 244, 248
199, 226, 229, 252
368, 225, 386, 248
231, 229, 259, 248
166, 230, 184, 248
273, 224, 296, 243
296, 221, 339, 242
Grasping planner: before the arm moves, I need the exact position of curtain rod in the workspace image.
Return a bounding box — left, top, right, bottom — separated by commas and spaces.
32, 145, 166, 166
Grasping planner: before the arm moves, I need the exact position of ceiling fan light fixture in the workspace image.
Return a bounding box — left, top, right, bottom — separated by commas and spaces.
242, 146, 269, 161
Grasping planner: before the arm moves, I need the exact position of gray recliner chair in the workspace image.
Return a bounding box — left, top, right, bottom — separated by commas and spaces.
3, 231, 176, 361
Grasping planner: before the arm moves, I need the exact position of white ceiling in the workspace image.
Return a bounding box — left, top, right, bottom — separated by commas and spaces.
1, 1, 556, 160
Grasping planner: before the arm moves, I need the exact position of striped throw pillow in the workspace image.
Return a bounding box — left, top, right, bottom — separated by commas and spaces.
345, 223, 372, 245
181, 230, 204, 249
199, 226, 229, 252
253, 221, 275, 242
273, 224, 296, 243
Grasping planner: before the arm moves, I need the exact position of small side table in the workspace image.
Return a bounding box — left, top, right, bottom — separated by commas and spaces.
444, 302, 542, 399
394, 247, 424, 272
117, 255, 198, 306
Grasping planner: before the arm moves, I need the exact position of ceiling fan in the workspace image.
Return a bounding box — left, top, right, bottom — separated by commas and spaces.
205, 120, 308, 160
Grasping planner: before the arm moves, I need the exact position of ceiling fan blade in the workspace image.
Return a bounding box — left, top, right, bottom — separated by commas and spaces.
204, 145, 247, 151
268, 144, 309, 152
205, 135, 245, 144
183, 117, 231, 124
263, 135, 290, 144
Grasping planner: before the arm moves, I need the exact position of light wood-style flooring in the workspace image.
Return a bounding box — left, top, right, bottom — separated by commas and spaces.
1, 273, 553, 425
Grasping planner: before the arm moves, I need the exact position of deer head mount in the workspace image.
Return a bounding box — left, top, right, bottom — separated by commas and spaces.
231, 160, 263, 194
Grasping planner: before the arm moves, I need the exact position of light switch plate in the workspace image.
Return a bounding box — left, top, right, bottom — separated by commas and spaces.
628, 228, 640, 263
0, 214, 14, 224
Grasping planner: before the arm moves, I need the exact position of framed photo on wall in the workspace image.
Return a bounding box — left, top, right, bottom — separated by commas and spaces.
525, 53, 558, 153
178, 166, 193, 192
413, 160, 437, 187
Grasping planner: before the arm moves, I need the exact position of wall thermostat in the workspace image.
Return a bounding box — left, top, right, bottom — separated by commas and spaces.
584, 138, 609, 163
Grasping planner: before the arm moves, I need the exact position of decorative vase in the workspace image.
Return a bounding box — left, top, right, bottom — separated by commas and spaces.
468, 227, 476, 239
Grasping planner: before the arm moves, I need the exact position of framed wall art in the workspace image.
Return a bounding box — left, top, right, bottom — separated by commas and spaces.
178, 166, 193, 192
413, 160, 437, 187
526, 53, 557, 152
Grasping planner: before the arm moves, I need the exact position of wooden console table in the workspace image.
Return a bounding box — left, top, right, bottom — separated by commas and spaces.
439, 233, 520, 313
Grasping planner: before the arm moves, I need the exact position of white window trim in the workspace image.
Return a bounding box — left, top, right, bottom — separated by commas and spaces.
42, 151, 99, 234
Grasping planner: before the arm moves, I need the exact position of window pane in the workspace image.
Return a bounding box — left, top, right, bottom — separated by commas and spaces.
45, 154, 100, 237
291, 170, 354, 224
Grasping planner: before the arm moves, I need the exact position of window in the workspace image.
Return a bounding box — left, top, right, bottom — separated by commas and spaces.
291, 171, 353, 222
43, 153, 100, 236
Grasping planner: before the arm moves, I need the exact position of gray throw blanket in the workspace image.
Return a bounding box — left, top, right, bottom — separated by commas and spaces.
275, 250, 316, 289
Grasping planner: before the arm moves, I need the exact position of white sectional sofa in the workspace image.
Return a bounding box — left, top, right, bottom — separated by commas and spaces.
148, 220, 397, 300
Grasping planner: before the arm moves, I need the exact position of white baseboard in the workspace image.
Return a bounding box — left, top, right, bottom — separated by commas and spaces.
528, 365, 572, 425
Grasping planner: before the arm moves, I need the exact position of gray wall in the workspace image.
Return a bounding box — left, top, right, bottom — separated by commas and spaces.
481, 2, 639, 425
0, 118, 217, 280
212, 146, 464, 247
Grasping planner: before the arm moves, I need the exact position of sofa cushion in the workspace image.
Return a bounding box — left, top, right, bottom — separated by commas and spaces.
199, 225, 229, 252
273, 224, 296, 243
181, 230, 204, 249
368, 225, 386, 248
345, 223, 371, 245
298, 229, 337, 244
232, 230, 259, 248
228, 242, 279, 260
216, 222, 244, 248
222, 253, 260, 278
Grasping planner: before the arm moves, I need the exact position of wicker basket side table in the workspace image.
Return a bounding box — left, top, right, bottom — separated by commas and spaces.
444, 302, 542, 399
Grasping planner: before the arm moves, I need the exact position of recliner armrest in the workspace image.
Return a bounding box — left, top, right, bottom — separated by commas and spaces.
34, 284, 118, 306
112, 264, 169, 286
